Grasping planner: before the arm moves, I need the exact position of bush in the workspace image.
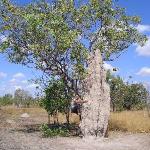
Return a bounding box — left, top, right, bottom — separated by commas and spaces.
40, 124, 70, 137
0, 97, 13, 106
41, 79, 72, 124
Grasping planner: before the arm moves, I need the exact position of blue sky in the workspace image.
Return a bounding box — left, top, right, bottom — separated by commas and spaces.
0, 0, 150, 96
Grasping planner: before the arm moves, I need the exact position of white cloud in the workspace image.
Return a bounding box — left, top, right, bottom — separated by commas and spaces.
136, 67, 150, 76
143, 82, 150, 92
0, 72, 7, 78
0, 78, 39, 97
13, 73, 25, 78
103, 63, 113, 71
27, 83, 39, 89
0, 35, 7, 43
9, 78, 17, 83
21, 80, 28, 84
136, 37, 150, 56
143, 82, 150, 88
14, 85, 22, 90
136, 24, 150, 33
103, 62, 118, 73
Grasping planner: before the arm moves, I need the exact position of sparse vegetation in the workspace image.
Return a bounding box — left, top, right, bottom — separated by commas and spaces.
1, 106, 150, 133
40, 124, 69, 137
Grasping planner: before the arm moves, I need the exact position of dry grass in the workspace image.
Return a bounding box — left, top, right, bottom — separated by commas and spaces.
1, 106, 150, 133
109, 110, 150, 133
0, 106, 80, 125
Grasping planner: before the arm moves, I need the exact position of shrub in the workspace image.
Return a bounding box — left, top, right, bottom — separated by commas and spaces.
0, 96, 13, 106
40, 124, 69, 137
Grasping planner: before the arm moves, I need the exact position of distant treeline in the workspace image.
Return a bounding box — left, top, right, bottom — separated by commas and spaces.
1, 73, 150, 113
0, 89, 38, 107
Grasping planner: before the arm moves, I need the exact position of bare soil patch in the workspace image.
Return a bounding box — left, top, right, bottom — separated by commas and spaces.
0, 128, 150, 150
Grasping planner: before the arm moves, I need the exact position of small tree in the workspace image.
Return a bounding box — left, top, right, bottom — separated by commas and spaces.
41, 78, 72, 124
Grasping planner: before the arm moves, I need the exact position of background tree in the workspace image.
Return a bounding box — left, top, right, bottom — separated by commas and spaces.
0, 93, 13, 106
107, 71, 148, 111
0, 0, 147, 137
107, 73, 125, 111
14, 89, 33, 107
123, 83, 147, 110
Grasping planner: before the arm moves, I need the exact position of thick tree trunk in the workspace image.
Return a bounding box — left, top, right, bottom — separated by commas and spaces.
80, 49, 110, 138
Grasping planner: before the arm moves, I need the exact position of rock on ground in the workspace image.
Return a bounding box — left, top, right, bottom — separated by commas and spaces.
20, 113, 30, 118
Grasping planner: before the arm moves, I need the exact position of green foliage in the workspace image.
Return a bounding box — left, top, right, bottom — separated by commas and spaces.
107, 71, 148, 111
123, 83, 147, 110
41, 79, 72, 123
0, 94, 13, 106
40, 124, 69, 137
0, 0, 147, 97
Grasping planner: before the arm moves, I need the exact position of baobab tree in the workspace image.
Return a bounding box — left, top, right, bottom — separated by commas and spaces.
0, 0, 147, 138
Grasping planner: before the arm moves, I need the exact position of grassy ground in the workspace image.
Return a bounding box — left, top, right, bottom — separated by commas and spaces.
109, 110, 150, 133
1, 106, 150, 133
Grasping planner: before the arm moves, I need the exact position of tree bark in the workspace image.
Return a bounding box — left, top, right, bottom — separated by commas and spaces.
80, 49, 110, 138
66, 111, 70, 124
48, 114, 50, 125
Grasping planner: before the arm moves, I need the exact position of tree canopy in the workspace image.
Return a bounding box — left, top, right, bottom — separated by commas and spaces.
0, 0, 147, 96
